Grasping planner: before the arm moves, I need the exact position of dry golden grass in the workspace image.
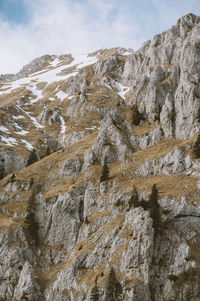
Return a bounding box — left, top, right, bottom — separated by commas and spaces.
133, 121, 157, 136
0, 201, 27, 216
1, 47, 200, 297
88, 211, 110, 224
0, 212, 21, 229
0, 88, 25, 107
35, 261, 65, 286
163, 63, 176, 70
161, 75, 170, 85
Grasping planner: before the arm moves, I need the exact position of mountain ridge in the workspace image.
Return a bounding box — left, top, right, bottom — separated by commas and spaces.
0, 13, 200, 301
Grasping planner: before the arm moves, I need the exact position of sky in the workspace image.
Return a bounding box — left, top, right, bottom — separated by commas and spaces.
0, 0, 199, 74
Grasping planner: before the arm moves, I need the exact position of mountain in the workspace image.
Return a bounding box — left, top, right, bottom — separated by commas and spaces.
1, 13, 200, 301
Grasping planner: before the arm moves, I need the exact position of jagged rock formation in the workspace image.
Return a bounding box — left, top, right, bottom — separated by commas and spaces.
1, 13, 200, 301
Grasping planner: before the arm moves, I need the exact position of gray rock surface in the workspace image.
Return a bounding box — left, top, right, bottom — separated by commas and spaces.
1, 13, 200, 301
124, 13, 200, 139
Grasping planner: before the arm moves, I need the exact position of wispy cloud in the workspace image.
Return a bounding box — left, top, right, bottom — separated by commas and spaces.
0, 0, 199, 74
0, 0, 144, 74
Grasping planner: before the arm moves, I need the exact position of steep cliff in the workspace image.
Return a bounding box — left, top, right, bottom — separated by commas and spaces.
1, 13, 200, 301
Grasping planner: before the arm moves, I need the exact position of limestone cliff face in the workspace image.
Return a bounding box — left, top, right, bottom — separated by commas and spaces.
123, 13, 200, 140
1, 13, 200, 301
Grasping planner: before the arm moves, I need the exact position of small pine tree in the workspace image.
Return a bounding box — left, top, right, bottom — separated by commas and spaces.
24, 194, 39, 245
27, 149, 38, 166
100, 161, 109, 183
128, 185, 139, 209
29, 177, 34, 188
149, 184, 160, 234
105, 267, 123, 301
132, 105, 141, 126
90, 278, 100, 301
46, 146, 51, 156
0, 165, 5, 180
10, 173, 16, 183
197, 108, 200, 123
85, 216, 90, 224
149, 184, 158, 205
193, 134, 200, 158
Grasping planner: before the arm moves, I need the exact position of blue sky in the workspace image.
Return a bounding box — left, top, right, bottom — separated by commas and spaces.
0, 0, 28, 24
0, 0, 199, 73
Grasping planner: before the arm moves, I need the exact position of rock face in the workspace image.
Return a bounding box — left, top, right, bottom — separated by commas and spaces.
123, 13, 200, 140
1, 13, 200, 301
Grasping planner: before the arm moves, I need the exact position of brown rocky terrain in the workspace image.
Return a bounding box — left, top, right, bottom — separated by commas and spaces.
0, 13, 200, 301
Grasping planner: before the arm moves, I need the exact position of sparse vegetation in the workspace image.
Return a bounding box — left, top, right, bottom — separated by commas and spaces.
1, 32, 200, 301
149, 184, 161, 234
24, 193, 39, 246
0, 165, 5, 180
100, 161, 109, 182
27, 149, 38, 166
9, 173, 16, 183
46, 145, 51, 156
29, 177, 34, 188
193, 134, 200, 158
132, 105, 141, 125
85, 216, 90, 224
128, 185, 139, 209
105, 267, 122, 301
90, 278, 100, 301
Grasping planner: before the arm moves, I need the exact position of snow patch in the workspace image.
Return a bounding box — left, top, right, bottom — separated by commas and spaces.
60, 116, 66, 134
15, 130, 29, 136
115, 82, 131, 99
104, 83, 113, 90
0, 136, 18, 146
85, 126, 97, 130
75, 54, 98, 69
29, 115, 44, 129
50, 57, 60, 67
0, 53, 99, 96
67, 95, 74, 100
17, 106, 44, 129
21, 139, 34, 150
14, 123, 22, 130
13, 115, 25, 120
56, 90, 67, 101
28, 83, 43, 104
0, 126, 10, 134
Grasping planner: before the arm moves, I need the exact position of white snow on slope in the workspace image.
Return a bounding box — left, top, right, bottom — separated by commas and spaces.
14, 123, 22, 130
70, 54, 98, 69
85, 126, 98, 130
50, 57, 60, 67
0, 53, 98, 97
67, 95, 74, 100
21, 139, 34, 150
15, 130, 28, 136
0, 126, 10, 134
60, 116, 66, 134
0, 78, 31, 95
115, 82, 131, 99
17, 106, 44, 129
29, 115, 44, 129
56, 90, 68, 101
13, 115, 25, 120
0, 136, 18, 146
104, 82, 113, 90
28, 83, 43, 104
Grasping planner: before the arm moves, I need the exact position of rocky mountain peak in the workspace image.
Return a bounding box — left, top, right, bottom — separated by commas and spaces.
0, 15, 200, 301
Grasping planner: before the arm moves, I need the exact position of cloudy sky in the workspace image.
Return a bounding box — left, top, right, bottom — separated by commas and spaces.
0, 0, 199, 74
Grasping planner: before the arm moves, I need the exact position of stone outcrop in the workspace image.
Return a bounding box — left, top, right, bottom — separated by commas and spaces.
0, 13, 200, 301
123, 13, 200, 140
